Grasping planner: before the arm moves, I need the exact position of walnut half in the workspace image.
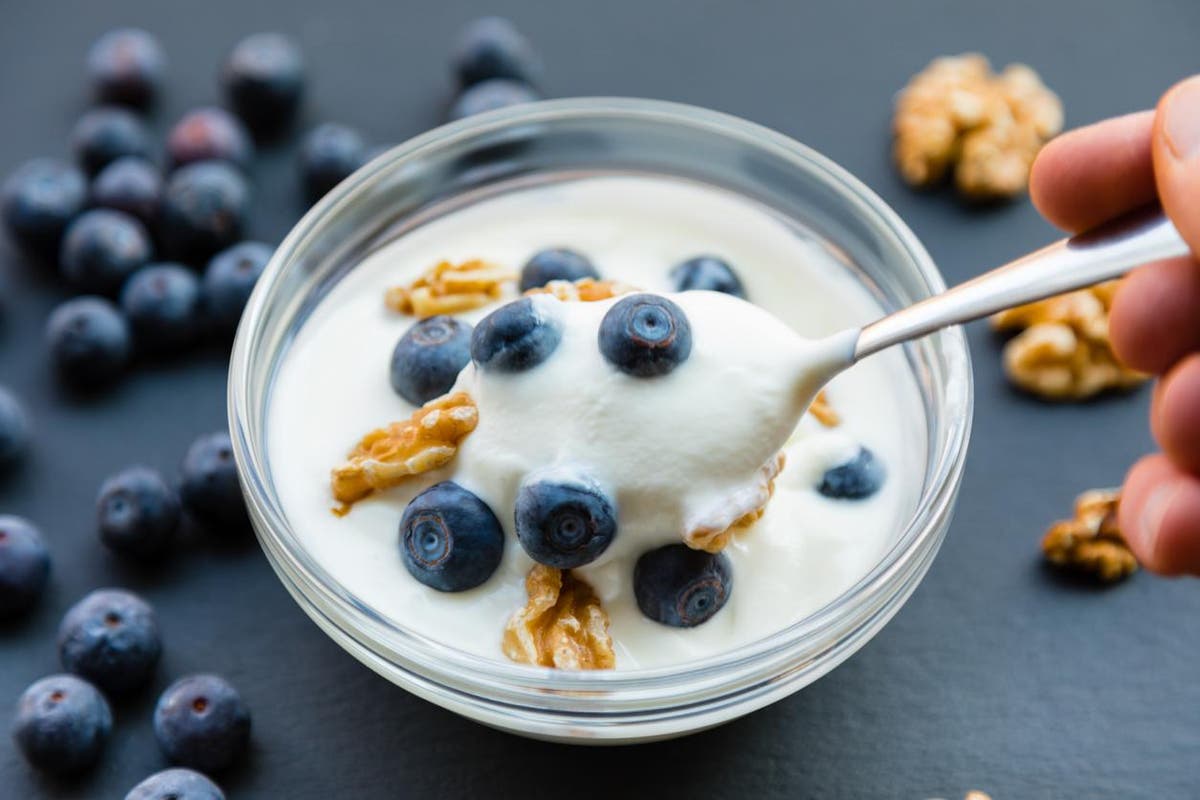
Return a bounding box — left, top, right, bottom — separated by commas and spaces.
684, 452, 786, 554
524, 277, 637, 302
502, 565, 615, 670
385, 259, 515, 317
1042, 488, 1137, 582
992, 281, 1147, 400
330, 392, 478, 511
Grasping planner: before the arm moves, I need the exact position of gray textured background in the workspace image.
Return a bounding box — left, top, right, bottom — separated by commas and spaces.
2, 1, 1198, 797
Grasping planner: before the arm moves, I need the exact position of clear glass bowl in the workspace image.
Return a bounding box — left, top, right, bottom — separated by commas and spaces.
229, 98, 973, 744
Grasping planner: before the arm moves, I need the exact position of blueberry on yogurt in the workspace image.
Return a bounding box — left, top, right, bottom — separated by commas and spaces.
518, 247, 598, 292
390, 315, 473, 405
670, 255, 746, 298
515, 475, 617, 569
399, 482, 504, 592
471, 297, 561, 372
817, 446, 885, 500
598, 293, 692, 377
634, 544, 732, 628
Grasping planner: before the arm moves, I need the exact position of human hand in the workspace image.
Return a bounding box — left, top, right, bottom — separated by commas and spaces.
1030, 75, 1200, 576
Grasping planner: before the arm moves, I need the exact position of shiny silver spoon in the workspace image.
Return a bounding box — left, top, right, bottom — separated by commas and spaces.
799, 205, 1192, 400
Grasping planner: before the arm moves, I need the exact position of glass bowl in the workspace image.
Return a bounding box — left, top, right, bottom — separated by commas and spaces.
228, 98, 972, 744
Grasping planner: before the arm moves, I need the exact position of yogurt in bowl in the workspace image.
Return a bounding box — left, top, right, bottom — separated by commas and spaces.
230, 98, 971, 741
268, 175, 926, 669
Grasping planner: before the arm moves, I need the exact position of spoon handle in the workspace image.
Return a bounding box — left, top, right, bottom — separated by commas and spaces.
853, 205, 1191, 361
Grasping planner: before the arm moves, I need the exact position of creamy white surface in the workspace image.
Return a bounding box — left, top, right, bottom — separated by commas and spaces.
268, 175, 927, 669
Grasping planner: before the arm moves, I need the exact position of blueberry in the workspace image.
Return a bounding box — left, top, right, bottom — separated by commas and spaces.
87, 28, 165, 107
45, 297, 133, 387
58, 588, 161, 694
447, 78, 539, 122
161, 161, 250, 263
633, 544, 732, 628
1, 158, 87, 255
390, 316, 473, 405
518, 247, 598, 292
222, 33, 305, 135
180, 431, 246, 530
12, 674, 112, 774
126, 768, 226, 800
201, 241, 272, 334
153, 674, 251, 773
120, 264, 203, 354
817, 446, 885, 500
670, 255, 746, 299
399, 482, 504, 592
166, 108, 254, 171
514, 475, 617, 569
598, 293, 693, 377
0, 516, 50, 619
71, 107, 152, 176
59, 208, 153, 295
451, 17, 542, 87
0, 386, 30, 468
91, 157, 163, 230
471, 297, 561, 372
299, 123, 366, 202
97, 466, 181, 559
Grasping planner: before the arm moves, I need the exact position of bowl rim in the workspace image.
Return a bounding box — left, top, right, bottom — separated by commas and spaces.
229, 96, 973, 694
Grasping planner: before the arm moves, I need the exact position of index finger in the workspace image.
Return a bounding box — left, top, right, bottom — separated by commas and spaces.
1029, 110, 1157, 233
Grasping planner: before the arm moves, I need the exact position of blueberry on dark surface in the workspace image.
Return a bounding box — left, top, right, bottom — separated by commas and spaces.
97, 466, 181, 559
222, 32, 305, 134
817, 446, 885, 500
87, 28, 165, 107
598, 293, 693, 377
298, 123, 366, 202
153, 674, 251, 773
515, 476, 617, 569
166, 108, 254, 171
161, 161, 250, 263
451, 17, 542, 87
399, 482, 504, 592
447, 78, 539, 122
1, 158, 87, 254
201, 241, 272, 334
120, 264, 203, 354
90, 156, 163, 230
0, 386, 30, 468
0, 516, 50, 619
59, 208, 153, 295
45, 296, 133, 387
390, 315, 473, 405
518, 247, 598, 292
71, 107, 152, 176
126, 768, 226, 800
670, 255, 746, 298
12, 674, 112, 774
180, 431, 246, 530
57, 588, 161, 694
634, 544, 732, 628
470, 297, 561, 372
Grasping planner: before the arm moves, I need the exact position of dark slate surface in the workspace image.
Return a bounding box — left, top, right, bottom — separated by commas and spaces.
2, 1, 1198, 797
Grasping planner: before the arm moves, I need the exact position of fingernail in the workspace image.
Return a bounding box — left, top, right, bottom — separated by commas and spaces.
1163, 76, 1200, 160
1136, 482, 1177, 559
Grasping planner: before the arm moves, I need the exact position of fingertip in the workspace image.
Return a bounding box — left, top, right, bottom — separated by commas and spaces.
1150, 353, 1200, 473
1121, 454, 1200, 576
1107, 257, 1200, 374
1028, 111, 1156, 232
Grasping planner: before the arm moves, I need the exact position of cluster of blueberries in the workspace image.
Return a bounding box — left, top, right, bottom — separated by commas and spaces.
0, 429, 247, 796
8, 584, 249, 800
388, 246, 886, 628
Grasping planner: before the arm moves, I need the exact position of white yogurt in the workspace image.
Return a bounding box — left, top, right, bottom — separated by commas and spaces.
268, 175, 926, 669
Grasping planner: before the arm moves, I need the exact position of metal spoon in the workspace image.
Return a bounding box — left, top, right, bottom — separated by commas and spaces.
799, 205, 1191, 399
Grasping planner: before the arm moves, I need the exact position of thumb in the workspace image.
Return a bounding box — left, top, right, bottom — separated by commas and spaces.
1154, 75, 1200, 255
